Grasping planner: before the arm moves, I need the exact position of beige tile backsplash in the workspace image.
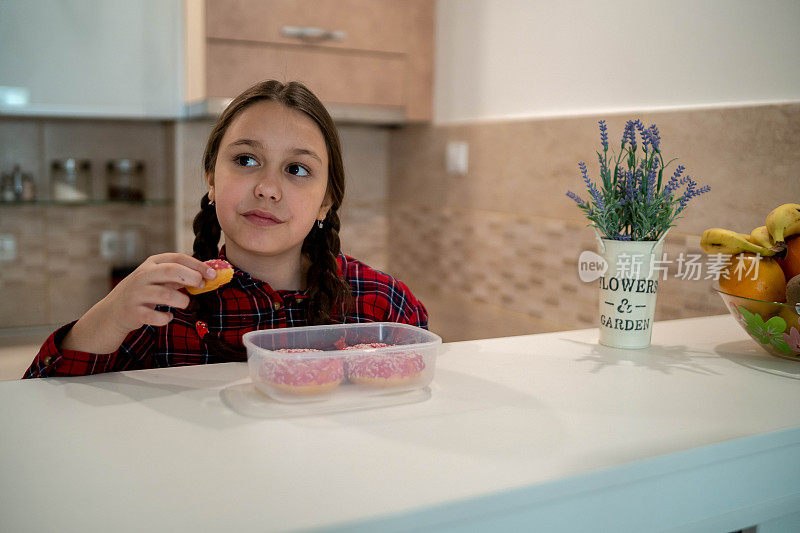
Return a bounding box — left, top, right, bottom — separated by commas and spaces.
2, 102, 797, 341
0, 204, 173, 328
387, 103, 800, 340
390, 104, 800, 235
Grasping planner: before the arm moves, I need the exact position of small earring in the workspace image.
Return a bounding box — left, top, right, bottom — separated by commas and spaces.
316, 219, 324, 229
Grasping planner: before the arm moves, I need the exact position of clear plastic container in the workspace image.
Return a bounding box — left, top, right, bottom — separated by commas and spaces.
242, 323, 441, 404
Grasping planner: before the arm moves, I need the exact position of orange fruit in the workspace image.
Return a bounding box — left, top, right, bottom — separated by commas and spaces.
718, 253, 787, 303
777, 235, 800, 280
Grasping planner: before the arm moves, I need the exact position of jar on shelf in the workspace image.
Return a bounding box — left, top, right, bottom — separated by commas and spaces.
1, 165, 37, 202
0, 170, 14, 202
107, 159, 145, 201
51, 159, 91, 202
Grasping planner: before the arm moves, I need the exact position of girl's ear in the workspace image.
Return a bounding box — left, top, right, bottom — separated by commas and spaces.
317, 194, 333, 220
206, 172, 215, 202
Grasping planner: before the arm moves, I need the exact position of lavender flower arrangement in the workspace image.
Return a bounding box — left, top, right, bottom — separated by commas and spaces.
567, 119, 710, 241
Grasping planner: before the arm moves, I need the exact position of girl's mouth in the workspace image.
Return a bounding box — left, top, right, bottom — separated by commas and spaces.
242, 210, 284, 226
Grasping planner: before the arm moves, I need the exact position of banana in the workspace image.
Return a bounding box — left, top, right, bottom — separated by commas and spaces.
766, 203, 800, 244
748, 225, 785, 255
777, 218, 800, 244
701, 228, 775, 256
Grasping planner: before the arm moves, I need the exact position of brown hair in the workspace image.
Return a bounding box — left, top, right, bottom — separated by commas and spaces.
191, 80, 352, 359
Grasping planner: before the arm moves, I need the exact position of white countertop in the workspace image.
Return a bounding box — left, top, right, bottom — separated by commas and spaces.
1, 315, 799, 532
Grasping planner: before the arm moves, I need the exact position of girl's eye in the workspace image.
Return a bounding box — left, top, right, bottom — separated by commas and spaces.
286, 164, 310, 177
234, 155, 259, 167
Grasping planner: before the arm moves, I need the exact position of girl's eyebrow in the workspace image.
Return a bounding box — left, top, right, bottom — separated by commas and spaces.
228, 138, 264, 149
227, 139, 322, 163
289, 148, 323, 164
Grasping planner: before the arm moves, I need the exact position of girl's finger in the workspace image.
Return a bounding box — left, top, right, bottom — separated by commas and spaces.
150, 253, 218, 279
137, 307, 174, 327
138, 285, 191, 310
145, 263, 206, 288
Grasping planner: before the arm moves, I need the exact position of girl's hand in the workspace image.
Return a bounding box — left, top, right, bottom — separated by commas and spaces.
102, 253, 217, 334
60, 253, 218, 354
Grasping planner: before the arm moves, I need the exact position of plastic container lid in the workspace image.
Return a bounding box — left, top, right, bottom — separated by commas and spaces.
242, 322, 442, 405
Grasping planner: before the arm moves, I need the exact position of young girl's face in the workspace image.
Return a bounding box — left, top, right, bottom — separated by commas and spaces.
209, 100, 331, 262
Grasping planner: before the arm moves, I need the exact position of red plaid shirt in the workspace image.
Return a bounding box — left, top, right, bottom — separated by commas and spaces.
23, 253, 428, 378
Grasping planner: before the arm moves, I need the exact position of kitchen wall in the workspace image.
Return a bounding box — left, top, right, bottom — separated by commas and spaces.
434, 0, 800, 123
0, 117, 174, 328
386, 0, 800, 342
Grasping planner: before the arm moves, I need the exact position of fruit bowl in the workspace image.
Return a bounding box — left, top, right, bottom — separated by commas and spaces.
715, 285, 800, 360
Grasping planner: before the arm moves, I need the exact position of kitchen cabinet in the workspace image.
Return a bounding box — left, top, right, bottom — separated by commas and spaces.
0, 0, 183, 118
185, 0, 434, 123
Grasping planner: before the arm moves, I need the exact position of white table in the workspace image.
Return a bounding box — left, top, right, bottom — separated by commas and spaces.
2, 315, 800, 533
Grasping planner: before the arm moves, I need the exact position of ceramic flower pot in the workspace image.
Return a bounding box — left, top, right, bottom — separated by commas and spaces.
595, 229, 669, 349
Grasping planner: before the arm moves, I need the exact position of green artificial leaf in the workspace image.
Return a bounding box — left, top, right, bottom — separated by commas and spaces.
771, 337, 794, 355
739, 307, 764, 336
736, 305, 753, 321
763, 316, 787, 336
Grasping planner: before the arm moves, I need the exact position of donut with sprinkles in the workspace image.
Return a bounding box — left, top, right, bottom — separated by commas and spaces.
259, 349, 344, 395
343, 343, 425, 387
186, 259, 234, 295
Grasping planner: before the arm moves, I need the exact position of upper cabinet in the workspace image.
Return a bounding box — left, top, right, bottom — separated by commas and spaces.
0, 0, 434, 123
186, 0, 434, 123
0, 0, 184, 118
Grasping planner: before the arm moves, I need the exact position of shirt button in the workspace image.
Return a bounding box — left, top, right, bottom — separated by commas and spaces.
273, 302, 282, 310
43, 356, 52, 366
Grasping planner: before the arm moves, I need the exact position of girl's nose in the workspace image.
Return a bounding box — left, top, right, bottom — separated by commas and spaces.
254, 170, 282, 201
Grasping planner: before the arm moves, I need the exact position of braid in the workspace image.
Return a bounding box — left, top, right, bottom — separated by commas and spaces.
302, 211, 353, 325
189, 193, 245, 361
192, 193, 222, 261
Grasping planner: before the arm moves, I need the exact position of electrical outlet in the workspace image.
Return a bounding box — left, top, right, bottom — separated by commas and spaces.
446, 141, 469, 175
100, 230, 121, 260
0, 234, 16, 262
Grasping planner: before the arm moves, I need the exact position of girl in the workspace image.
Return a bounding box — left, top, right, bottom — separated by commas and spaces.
24, 80, 428, 378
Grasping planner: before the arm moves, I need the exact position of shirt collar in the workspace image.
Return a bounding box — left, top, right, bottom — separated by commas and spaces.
217, 245, 310, 297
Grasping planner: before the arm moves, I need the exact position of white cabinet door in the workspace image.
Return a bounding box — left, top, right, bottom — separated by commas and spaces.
0, 0, 183, 118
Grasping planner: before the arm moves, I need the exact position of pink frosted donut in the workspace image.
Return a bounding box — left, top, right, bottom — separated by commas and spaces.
259, 349, 344, 395
344, 345, 426, 388
186, 259, 234, 295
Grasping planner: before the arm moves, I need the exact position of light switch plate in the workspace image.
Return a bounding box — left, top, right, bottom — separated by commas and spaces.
0, 234, 17, 262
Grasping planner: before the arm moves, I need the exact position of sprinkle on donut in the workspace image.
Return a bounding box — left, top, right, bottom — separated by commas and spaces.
344, 343, 393, 350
